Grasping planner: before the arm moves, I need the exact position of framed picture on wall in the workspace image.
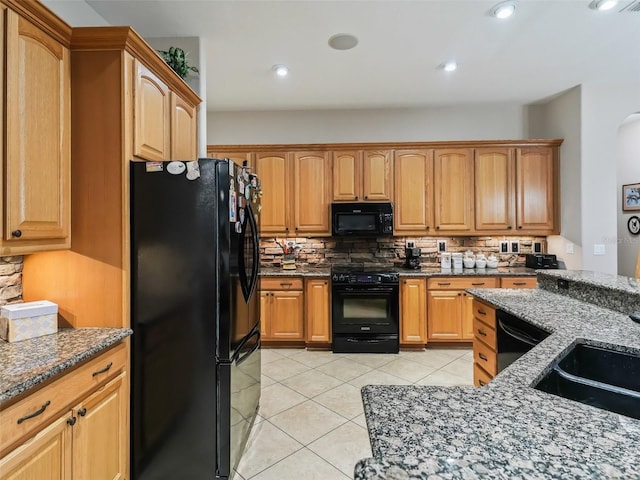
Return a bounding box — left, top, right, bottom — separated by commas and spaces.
623, 183, 640, 211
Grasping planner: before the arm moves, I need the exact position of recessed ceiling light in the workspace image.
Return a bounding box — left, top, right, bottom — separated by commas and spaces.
328, 33, 358, 51
272, 64, 289, 77
442, 61, 458, 72
490, 0, 517, 19
590, 0, 618, 10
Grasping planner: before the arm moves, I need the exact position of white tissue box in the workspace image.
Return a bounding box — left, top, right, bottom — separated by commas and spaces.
0, 301, 58, 342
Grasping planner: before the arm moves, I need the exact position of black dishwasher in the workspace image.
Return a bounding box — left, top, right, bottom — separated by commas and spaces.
497, 310, 551, 372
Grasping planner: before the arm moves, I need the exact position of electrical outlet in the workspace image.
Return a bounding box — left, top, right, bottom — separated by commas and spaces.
533, 241, 542, 254
510, 241, 519, 253
566, 242, 575, 254
594, 244, 606, 256
437, 240, 447, 252
406, 240, 415, 248
500, 241, 509, 253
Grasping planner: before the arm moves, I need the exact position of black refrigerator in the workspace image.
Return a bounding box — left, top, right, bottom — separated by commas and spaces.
130, 158, 261, 480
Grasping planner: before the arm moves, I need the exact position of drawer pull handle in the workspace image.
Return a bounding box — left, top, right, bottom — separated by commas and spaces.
479, 380, 486, 386
478, 353, 488, 361
92, 362, 113, 377
78, 408, 87, 417
280, 282, 292, 287
472, 282, 484, 286
477, 329, 487, 337
513, 282, 526, 286
477, 309, 487, 316
438, 282, 451, 286
17, 400, 51, 424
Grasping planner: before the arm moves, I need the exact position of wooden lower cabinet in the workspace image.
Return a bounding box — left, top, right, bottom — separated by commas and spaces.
427, 277, 498, 342
472, 299, 498, 386
305, 278, 331, 346
0, 345, 128, 480
260, 278, 304, 342
400, 278, 427, 346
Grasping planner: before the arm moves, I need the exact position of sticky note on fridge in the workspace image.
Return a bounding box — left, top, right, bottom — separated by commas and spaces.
186, 161, 200, 180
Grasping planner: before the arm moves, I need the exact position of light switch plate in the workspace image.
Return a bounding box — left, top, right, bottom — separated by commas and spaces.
594, 244, 606, 256
566, 243, 575, 254
510, 241, 519, 253
500, 241, 509, 254
437, 240, 447, 252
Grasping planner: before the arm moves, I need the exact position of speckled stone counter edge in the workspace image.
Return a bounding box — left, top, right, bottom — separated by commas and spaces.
260, 266, 536, 278
1, 328, 132, 404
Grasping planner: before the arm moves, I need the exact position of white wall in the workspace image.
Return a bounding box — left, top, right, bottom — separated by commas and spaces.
526, 86, 582, 270
42, 0, 109, 26
617, 114, 640, 277
207, 104, 526, 145
580, 83, 640, 274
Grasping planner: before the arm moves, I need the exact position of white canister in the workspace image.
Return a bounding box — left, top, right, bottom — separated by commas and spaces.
452, 253, 463, 269
441, 253, 451, 269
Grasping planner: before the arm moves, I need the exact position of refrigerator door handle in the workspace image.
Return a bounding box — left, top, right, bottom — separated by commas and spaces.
235, 331, 260, 366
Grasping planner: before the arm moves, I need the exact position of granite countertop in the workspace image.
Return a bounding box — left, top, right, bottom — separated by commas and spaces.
357, 270, 640, 479
0, 327, 132, 404
260, 265, 536, 278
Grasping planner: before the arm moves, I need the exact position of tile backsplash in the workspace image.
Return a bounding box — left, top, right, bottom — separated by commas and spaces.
0, 256, 23, 305
260, 236, 545, 268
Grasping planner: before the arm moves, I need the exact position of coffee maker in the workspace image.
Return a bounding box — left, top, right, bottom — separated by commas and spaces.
404, 242, 421, 270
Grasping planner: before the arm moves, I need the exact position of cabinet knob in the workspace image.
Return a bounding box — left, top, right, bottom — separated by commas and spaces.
355, 196, 359, 200
426, 226, 430, 230
11, 230, 21, 238
285, 227, 289, 232
364, 195, 368, 200
67, 416, 77, 426
518, 226, 523, 229
436, 226, 440, 230
507, 225, 512, 230
78, 408, 87, 417
324, 281, 327, 285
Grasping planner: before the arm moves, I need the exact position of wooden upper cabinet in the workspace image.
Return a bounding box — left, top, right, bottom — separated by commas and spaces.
332, 151, 361, 201
434, 149, 474, 232
292, 152, 330, 235
516, 147, 556, 232
134, 60, 170, 161
362, 150, 392, 201
394, 149, 433, 234
170, 92, 197, 160
332, 150, 392, 201
474, 148, 515, 231
255, 152, 290, 235
3, 8, 70, 249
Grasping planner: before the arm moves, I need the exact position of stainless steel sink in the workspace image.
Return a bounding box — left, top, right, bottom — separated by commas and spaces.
535, 343, 640, 420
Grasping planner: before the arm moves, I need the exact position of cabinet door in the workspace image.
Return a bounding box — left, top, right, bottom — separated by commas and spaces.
170, 92, 197, 160
0, 414, 72, 480
427, 290, 462, 340
134, 61, 170, 161
362, 150, 392, 201
461, 292, 475, 340
433, 149, 473, 232
270, 291, 304, 339
332, 151, 360, 201
292, 152, 330, 234
305, 279, 330, 343
474, 148, 515, 231
400, 278, 427, 344
255, 153, 290, 235
5, 10, 70, 243
72, 373, 127, 480
394, 150, 433, 234
260, 292, 270, 337
516, 147, 556, 232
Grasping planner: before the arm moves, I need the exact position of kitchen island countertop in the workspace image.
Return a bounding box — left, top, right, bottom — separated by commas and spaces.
356, 270, 640, 479
0, 327, 132, 404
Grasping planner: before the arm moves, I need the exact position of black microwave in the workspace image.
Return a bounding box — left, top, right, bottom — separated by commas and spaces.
331, 202, 393, 236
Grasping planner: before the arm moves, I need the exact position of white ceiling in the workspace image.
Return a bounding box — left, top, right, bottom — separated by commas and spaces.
50, 0, 640, 112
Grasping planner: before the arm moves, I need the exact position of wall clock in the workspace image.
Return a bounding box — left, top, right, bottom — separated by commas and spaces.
628, 215, 640, 235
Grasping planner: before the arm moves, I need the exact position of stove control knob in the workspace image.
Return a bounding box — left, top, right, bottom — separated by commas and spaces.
332, 274, 338, 282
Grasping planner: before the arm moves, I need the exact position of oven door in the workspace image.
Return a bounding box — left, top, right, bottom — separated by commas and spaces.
332, 286, 399, 335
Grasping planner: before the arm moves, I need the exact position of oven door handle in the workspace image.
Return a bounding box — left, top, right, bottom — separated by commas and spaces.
339, 287, 396, 292
498, 320, 540, 347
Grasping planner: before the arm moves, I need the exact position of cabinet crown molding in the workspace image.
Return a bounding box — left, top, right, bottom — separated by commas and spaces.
71, 26, 201, 106
2, 0, 72, 45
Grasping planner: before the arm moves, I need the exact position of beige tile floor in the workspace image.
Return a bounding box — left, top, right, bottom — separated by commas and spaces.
235, 348, 473, 480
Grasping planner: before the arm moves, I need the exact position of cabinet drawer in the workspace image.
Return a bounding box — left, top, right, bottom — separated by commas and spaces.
473, 340, 497, 376
427, 277, 498, 290
473, 317, 496, 349
474, 362, 493, 387
472, 300, 496, 327
260, 277, 303, 290
501, 277, 537, 289
0, 342, 126, 455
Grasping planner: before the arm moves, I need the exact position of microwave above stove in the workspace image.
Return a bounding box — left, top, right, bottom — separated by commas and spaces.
331, 202, 393, 237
